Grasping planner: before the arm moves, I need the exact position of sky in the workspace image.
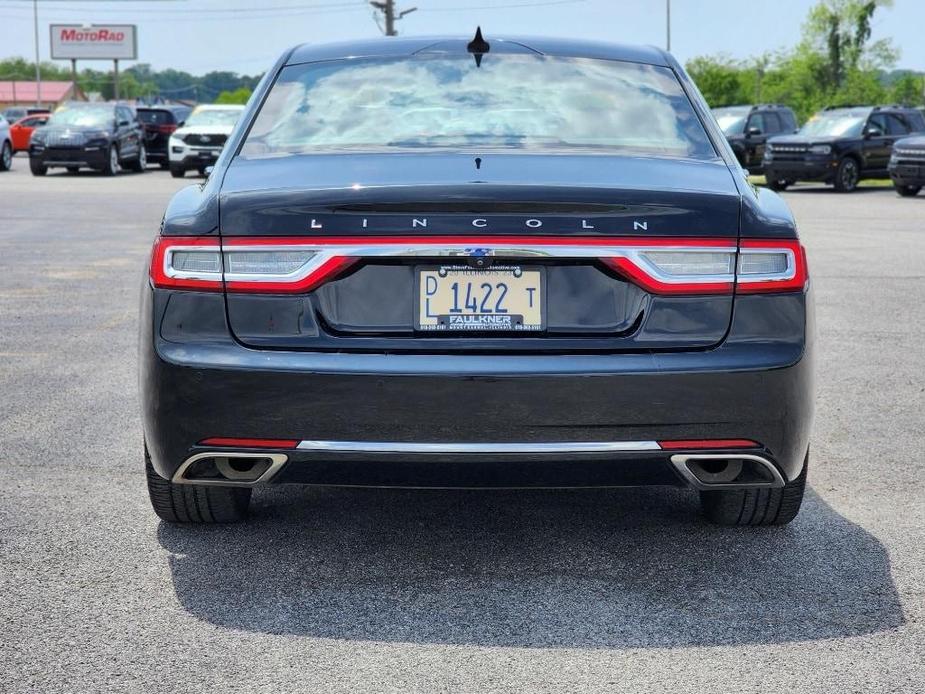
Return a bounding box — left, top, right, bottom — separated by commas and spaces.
0, 0, 923, 76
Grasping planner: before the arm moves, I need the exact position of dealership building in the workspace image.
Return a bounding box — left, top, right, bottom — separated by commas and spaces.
0, 81, 85, 111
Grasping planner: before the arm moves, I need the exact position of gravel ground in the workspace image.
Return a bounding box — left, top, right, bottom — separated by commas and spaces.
1, 159, 923, 693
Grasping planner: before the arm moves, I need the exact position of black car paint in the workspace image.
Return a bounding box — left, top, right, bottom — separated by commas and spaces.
29, 103, 145, 172
718, 105, 798, 175
764, 107, 925, 188
889, 135, 925, 193
137, 105, 191, 164
141, 36, 812, 490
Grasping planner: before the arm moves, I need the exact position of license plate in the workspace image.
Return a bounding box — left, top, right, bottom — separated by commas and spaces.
416, 265, 544, 331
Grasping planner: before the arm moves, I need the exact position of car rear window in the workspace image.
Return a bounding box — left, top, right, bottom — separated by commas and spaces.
240, 54, 716, 159
137, 109, 175, 125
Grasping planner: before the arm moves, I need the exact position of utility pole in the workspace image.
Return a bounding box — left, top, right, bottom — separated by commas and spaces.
370, 0, 417, 37
33, 0, 42, 108
666, 0, 671, 52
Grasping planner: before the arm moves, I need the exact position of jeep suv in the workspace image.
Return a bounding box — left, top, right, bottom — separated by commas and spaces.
763, 105, 925, 192
712, 104, 798, 175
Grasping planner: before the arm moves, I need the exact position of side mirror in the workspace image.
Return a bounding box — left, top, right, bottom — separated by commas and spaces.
204, 166, 214, 177
118, 119, 130, 127
863, 126, 882, 139
746, 126, 762, 137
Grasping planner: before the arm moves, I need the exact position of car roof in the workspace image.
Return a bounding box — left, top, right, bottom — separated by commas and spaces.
286, 35, 669, 67
820, 106, 874, 116
138, 104, 189, 112
713, 104, 791, 111
193, 104, 246, 111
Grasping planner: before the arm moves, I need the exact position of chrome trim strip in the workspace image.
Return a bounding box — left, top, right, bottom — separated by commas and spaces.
669, 453, 785, 490
172, 451, 288, 487
296, 440, 661, 454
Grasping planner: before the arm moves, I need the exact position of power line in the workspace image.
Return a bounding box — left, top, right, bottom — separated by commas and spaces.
0, 0, 356, 10
0, 0, 362, 13
0, 5, 366, 22
423, 0, 584, 11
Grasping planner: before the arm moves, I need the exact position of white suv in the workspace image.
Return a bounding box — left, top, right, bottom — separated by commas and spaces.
168, 104, 244, 178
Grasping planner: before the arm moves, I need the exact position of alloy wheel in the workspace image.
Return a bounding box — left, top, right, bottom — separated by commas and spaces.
840, 160, 858, 191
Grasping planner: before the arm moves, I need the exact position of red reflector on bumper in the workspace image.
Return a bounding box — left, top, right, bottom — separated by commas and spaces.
199, 437, 299, 449
658, 439, 760, 450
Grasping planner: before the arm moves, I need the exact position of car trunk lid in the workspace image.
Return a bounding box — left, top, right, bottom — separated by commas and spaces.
216, 153, 740, 352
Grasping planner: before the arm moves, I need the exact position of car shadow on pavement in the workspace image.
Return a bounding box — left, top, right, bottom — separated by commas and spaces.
157, 485, 902, 648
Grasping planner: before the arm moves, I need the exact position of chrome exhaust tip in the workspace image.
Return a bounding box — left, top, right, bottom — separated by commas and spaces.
172, 452, 288, 486
670, 453, 785, 490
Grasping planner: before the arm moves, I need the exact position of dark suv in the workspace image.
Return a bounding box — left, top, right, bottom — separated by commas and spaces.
137, 105, 191, 169
29, 102, 147, 176
712, 104, 798, 175
763, 105, 925, 192
888, 136, 925, 197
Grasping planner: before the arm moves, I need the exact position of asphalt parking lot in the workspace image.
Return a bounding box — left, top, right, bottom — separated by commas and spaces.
1, 157, 924, 693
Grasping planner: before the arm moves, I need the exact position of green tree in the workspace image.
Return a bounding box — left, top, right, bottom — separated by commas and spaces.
685, 55, 748, 107
215, 87, 252, 105
888, 72, 924, 106
685, 0, 904, 122
803, 0, 897, 89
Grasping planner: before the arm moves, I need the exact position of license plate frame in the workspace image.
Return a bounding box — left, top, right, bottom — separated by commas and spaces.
414, 264, 546, 332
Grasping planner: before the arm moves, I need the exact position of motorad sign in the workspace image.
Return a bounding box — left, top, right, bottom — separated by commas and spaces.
50, 24, 137, 60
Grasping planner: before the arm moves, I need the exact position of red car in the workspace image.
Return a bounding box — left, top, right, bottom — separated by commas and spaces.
10, 112, 50, 152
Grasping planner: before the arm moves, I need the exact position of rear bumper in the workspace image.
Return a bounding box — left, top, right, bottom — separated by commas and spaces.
140, 286, 815, 488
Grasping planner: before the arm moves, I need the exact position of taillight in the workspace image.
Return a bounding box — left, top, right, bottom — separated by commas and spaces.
149, 236, 807, 295
157, 124, 177, 134
149, 237, 356, 293
150, 237, 222, 291
602, 242, 736, 295
736, 239, 808, 293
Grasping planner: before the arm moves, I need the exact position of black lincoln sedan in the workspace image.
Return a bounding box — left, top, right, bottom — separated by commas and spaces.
29, 102, 146, 176
141, 35, 814, 526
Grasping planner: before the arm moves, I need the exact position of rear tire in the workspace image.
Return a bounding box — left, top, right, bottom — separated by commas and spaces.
833, 157, 860, 192
29, 158, 47, 176
699, 454, 807, 526
128, 144, 147, 173
0, 140, 12, 171
169, 164, 185, 178
145, 449, 251, 523
895, 183, 921, 197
